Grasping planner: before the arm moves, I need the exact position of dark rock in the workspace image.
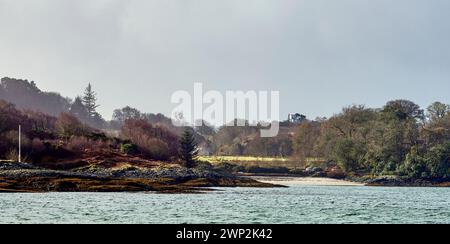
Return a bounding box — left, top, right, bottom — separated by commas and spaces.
0, 162, 38, 170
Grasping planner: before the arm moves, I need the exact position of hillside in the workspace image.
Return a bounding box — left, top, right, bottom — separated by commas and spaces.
0, 77, 106, 128
0, 77, 70, 116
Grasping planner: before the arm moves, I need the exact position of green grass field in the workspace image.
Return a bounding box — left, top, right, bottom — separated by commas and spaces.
199, 156, 325, 169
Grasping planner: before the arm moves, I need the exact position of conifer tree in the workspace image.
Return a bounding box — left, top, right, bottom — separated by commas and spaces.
179, 129, 199, 168
82, 83, 99, 118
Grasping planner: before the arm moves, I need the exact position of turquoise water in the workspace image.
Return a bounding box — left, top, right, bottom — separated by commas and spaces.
0, 186, 449, 224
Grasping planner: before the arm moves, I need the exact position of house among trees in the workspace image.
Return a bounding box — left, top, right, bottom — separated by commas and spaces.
288, 113, 306, 124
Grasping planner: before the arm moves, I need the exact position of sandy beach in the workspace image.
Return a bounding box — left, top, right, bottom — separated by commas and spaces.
251, 176, 365, 186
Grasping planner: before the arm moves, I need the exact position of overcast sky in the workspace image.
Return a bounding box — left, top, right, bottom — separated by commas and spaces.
1, 0, 449, 121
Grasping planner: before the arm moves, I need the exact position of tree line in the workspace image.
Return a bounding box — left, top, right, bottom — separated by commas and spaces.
294, 100, 450, 179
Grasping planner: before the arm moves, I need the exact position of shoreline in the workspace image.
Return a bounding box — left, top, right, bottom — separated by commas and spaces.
0, 162, 279, 193
1, 162, 449, 193
0, 174, 277, 193
249, 176, 365, 186
248, 174, 450, 188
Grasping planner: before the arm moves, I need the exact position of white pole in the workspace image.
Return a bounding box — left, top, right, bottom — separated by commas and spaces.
18, 125, 21, 163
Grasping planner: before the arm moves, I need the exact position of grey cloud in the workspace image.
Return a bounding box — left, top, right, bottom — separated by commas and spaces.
0, 0, 449, 120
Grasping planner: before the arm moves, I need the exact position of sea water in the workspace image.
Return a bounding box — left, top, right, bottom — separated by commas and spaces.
0, 186, 449, 224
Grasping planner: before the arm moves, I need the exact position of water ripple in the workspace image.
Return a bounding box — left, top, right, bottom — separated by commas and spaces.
0, 186, 449, 224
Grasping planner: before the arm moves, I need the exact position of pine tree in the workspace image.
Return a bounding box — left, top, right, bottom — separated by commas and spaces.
179, 129, 199, 168
82, 83, 99, 118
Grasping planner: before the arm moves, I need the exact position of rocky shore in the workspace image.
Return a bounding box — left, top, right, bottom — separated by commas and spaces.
350, 175, 450, 187
0, 162, 277, 193
2, 160, 449, 193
